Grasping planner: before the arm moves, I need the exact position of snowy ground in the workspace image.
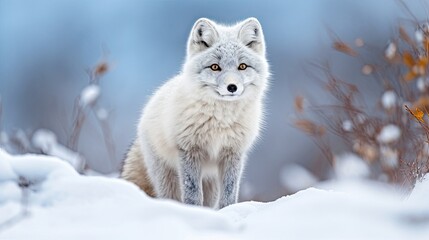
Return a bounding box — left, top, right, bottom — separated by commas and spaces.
0, 149, 428, 240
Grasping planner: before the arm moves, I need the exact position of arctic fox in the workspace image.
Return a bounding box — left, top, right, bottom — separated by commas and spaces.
121, 17, 269, 209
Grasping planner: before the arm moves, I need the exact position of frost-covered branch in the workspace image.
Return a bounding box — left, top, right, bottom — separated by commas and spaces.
68, 61, 107, 150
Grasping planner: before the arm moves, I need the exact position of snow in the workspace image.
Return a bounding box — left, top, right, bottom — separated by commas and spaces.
377, 124, 401, 143
342, 120, 353, 131
415, 30, 424, 43
0, 149, 77, 184
1, 149, 428, 239
80, 84, 100, 107
381, 90, 396, 109
32, 129, 84, 170
417, 77, 428, 92
0, 150, 17, 181
0, 182, 21, 204
385, 42, 397, 59
334, 153, 370, 179
32, 129, 57, 152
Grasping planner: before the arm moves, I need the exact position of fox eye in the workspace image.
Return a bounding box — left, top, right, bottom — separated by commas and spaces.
238, 63, 247, 70
210, 64, 221, 71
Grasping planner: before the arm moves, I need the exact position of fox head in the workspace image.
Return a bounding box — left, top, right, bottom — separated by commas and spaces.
183, 18, 269, 101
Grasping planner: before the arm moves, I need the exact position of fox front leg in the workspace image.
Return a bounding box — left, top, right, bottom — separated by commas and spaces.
218, 148, 243, 209
180, 147, 206, 205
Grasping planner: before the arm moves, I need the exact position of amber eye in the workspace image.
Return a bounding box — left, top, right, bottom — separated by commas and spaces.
210, 64, 221, 71
238, 63, 247, 70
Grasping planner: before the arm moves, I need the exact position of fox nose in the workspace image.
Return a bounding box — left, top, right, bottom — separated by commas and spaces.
227, 84, 238, 93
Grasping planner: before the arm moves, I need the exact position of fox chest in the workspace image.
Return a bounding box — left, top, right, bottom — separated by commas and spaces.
175, 103, 251, 159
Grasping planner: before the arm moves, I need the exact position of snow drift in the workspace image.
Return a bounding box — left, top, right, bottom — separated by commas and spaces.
0, 149, 428, 240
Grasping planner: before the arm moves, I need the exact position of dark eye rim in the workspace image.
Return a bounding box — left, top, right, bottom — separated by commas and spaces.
209, 64, 221, 71
238, 63, 248, 70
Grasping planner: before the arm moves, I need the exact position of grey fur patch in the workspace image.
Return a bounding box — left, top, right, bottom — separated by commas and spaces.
179, 147, 208, 205
218, 148, 243, 209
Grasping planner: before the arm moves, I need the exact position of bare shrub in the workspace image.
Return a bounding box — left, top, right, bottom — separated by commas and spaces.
295, 6, 429, 190
0, 59, 116, 174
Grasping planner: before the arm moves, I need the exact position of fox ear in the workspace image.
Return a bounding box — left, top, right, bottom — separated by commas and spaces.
238, 18, 265, 55
187, 18, 219, 57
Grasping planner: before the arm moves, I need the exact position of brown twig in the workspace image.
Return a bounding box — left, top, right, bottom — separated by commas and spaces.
68, 102, 87, 151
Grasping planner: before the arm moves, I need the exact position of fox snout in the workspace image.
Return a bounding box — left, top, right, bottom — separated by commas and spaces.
227, 84, 238, 93
216, 72, 244, 97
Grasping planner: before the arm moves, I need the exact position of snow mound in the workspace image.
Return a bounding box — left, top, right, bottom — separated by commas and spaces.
0, 149, 428, 240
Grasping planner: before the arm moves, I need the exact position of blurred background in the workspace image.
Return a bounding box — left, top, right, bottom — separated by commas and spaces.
0, 0, 428, 201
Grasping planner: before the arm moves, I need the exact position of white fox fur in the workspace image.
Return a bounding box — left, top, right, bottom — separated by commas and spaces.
121, 17, 269, 209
